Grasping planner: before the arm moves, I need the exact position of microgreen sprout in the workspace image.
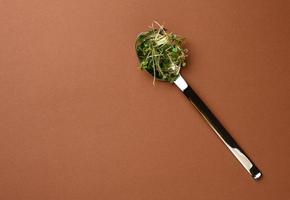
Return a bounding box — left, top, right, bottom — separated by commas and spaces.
136, 21, 188, 84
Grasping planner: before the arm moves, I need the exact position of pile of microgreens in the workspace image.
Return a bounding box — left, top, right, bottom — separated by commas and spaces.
136, 22, 188, 84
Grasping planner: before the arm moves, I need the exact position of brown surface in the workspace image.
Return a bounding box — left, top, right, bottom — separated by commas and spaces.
1, 0, 290, 199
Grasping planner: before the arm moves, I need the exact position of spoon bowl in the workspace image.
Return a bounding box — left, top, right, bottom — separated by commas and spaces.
135, 26, 186, 83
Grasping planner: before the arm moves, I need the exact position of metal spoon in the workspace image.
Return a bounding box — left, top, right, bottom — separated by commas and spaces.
135, 31, 262, 180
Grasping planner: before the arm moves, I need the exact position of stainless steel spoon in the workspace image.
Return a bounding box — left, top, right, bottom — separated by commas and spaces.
135, 31, 262, 180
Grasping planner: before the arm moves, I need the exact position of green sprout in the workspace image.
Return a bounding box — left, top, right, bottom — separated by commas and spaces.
136, 21, 188, 84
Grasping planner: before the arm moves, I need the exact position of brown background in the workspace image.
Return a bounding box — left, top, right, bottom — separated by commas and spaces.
1, 0, 290, 199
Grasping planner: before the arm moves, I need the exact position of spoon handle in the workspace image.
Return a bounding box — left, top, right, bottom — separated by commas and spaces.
174, 75, 262, 180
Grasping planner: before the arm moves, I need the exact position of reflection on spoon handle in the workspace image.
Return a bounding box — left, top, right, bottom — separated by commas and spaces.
174, 75, 262, 180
